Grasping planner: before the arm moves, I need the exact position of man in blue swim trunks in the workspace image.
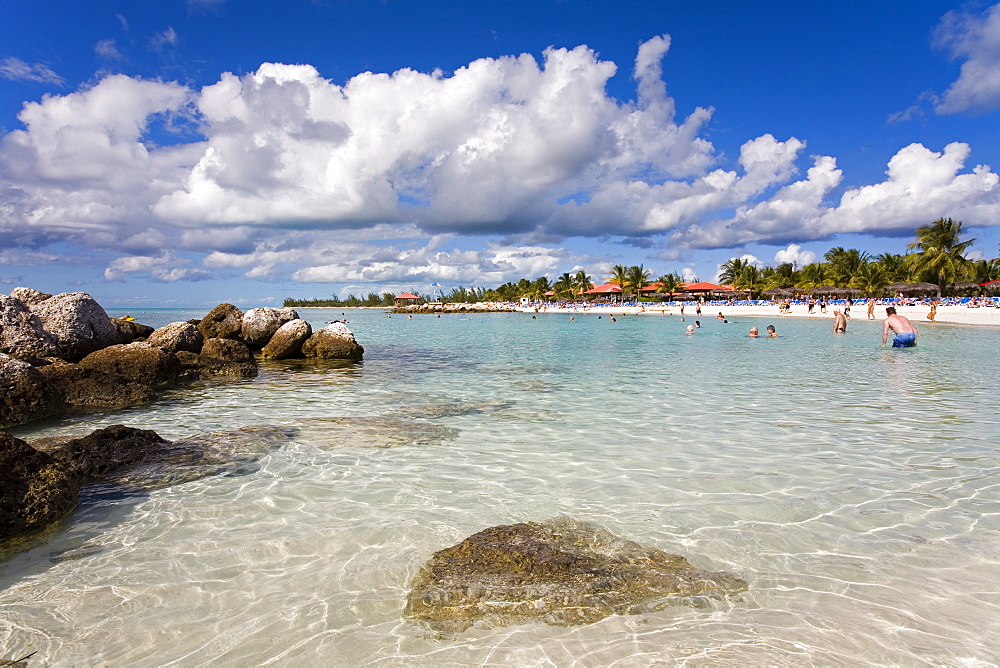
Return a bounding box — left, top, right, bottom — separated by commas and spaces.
882, 306, 918, 347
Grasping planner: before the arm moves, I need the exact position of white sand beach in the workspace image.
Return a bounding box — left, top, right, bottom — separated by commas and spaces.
518, 301, 1000, 327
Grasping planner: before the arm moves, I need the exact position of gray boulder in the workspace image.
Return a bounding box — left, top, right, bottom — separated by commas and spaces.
0, 294, 61, 360
241, 307, 296, 347
300, 322, 364, 361
261, 319, 312, 359
0, 432, 80, 540
0, 353, 62, 427
146, 321, 204, 354
29, 291, 121, 361
175, 351, 258, 379
198, 303, 244, 341
9, 286, 52, 306
404, 518, 748, 633
201, 337, 255, 362
111, 317, 154, 343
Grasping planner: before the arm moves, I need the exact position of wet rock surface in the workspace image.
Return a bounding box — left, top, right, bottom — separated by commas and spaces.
0, 432, 80, 541
197, 303, 244, 341
201, 337, 254, 362
0, 354, 62, 425
176, 351, 258, 379
301, 323, 364, 361
48, 424, 171, 479
78, 342, 182, 388
38, 360, 158, 409
405, 518, 747, 633
111, 317, 155, 343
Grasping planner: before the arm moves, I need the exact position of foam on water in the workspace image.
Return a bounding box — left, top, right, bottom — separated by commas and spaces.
2, 309, 999, 664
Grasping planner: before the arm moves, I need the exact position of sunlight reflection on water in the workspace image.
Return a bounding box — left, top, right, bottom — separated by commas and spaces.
2, 309, 999, 665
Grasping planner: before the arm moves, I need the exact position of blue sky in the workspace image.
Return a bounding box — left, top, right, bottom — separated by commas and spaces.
2, 0, 999, 307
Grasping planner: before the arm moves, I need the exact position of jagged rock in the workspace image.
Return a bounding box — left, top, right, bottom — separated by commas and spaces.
276, 307, 299, 321
0, 432, 80, 540
0, 353, 62, 427
9, 286, 52, 306
48, 424, 171, 479
201, 337, 254, 363
39, 360, 158, 409
197, 303, 244, 341
300, 323, 364, 361
146, 321, 204, 354
261, 319, 312, 359
111, 317, 154, 343
404, 518, 747, 633
78, 342, 181, 388
29, 292, 121, 361
241, 307, 296, 347
0, 294, 61, 360
176, 351, 258, 379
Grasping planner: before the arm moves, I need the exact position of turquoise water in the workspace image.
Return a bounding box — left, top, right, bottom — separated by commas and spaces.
2, 308, 999, 665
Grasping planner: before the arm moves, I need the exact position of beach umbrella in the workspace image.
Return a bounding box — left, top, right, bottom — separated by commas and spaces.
810, 285, 840, 296
888, 282, 939, 296
762, 288, 794, 297
947, 281, 980, 294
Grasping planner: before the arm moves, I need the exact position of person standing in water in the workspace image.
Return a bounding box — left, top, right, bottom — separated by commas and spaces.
832, 309, 847, 333
883, 306, 918, 347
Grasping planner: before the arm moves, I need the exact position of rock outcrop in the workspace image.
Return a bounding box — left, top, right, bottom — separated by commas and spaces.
241, 307, 297, 348
0, 432, 80, 540
29, 292, 121, 361
111, 317, 155, 343
0, 294, 61, 360
176, 351, 258, 379
300, 322, 364, 361
404, 518, 747, 633
39, 360, 159, 409
197, 303, 244, 341
201, 337, 254, 362
261, 319, 312, 359
48, 424, 171, 479
146, 321, 204, 355
0, 354, 62, 427
9, 286, 52, 306
78, 342, 181, 388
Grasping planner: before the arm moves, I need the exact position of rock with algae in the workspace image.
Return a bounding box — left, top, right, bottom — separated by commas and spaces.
404, 518, 747, 633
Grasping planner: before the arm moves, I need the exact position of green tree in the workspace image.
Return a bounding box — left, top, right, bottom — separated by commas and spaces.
907, 218, 975, 295
796, 262, 828, 291
572, 270, 594, 298
624, 264, 651, 302
718, 257, 752, 286
553, 272, 575, 299
851, 262, 889, 297
824, 247, 869, 287
656, 273, 684, 300
605, 265, 629, 302
874, 253, 909, 282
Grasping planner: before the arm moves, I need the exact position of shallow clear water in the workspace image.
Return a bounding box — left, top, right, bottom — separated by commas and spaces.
2, 309, 999, 665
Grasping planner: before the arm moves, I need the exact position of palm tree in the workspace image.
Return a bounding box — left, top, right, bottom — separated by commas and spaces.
624, 265, 651, 303
553, 272, 574, 300
796, 262, 829, 292
761, 263, 797, 290
530, 276, 552, 300
606, 265, 629, 302
824, 247, 870, 287
656, 273, 684, 300
851, 262, 889, 297
969, 258, 1000, 285
907, 218, 975, 295
736, 265, 762, 298
874, 253, 909, 282
718, 257, 752, 286
572, 270, 593, 298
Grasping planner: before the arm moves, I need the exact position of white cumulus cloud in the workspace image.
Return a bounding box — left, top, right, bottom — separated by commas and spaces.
934, 2, 1000, 114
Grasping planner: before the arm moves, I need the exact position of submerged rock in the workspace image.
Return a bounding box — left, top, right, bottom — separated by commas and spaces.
198, 303, 244, 341
296, 417, 458, 449
0, 432, 80, 540
301, 322, 364, 361
49, 424, 171, 479
404, 518, 747, 633
29, 292, 121, 361
0, 353, 62, 427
